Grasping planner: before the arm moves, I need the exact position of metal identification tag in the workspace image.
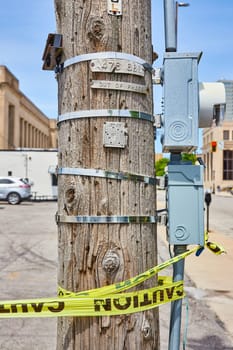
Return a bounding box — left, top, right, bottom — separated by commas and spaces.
90, 58, 145, 77
91, 80, 147, 94
108, 0, 122, 16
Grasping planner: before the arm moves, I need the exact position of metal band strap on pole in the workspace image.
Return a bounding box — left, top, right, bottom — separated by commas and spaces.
60, 51, 153, 72
57, 109, 154, 124
56, 215, 157, 224
57, 167, 156, 185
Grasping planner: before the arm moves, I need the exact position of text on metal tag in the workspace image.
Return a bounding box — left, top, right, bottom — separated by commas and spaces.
91, 80, 147, 94
90, 58, 145, 77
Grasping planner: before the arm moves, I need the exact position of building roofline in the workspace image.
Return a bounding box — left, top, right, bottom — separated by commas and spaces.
0, 65, 56, 122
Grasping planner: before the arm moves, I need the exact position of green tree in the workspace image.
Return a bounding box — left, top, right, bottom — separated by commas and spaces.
155, 157, 169, 176
181, 153, 197, 164
155, 154, 197, 176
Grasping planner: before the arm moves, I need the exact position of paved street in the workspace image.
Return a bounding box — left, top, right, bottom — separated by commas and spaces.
157, 190, 233, 349
208, 194, 233, 238
0, 198, 232, 349
0, 202, 57, 350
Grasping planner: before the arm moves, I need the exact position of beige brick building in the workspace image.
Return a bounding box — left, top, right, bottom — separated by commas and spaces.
202, 120, 233, 192
0, 65, 57, 150
202, 80, 233, 192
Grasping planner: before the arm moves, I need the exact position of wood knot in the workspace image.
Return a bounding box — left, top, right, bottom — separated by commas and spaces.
65, 188, 75, 203
88, 18, 105, 42
64, 187, 79, 214
102, 250, 120, 275
142, 317, 152, 339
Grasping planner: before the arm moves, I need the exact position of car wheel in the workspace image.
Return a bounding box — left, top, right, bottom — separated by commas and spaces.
7, 192, 21, 205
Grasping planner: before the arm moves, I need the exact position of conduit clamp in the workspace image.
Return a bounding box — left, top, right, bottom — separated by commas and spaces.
56, 214, 157, 224
58, 51, 153, 73
57, 167, 156, 185
57, 109, 154, 124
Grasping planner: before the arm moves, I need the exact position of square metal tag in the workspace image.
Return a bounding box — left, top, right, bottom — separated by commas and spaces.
103, 122, 127, 148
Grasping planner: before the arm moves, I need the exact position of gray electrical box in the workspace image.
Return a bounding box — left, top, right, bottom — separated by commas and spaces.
167, 164, 204, 245
162, 52, 202, 153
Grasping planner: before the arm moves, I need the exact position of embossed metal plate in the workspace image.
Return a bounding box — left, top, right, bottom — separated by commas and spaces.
91, 80, 147, 94
90, 58, 145, 77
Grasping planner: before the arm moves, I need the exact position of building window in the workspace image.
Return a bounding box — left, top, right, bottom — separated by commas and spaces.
223, 130, 229, 140
24, 121, 28, 147
28, 124, 31, 147
223, 150, 233, 180
207, 153, 210, 181
51, 174, 58, 186
20, 118, 24, 147
203, 154, 206, 181
8, 104, 15, 148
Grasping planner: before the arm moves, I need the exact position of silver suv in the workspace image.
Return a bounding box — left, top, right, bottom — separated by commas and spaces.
0, 177, 32, 204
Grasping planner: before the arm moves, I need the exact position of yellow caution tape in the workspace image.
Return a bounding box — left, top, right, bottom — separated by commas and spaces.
0, 277, 184, 318
196, 231, 226, 256
58, 246, 198, 299
206, 241, 226, 255
58, 276, 174, 298
204, 231, 226, 255
0, 239, 225, 319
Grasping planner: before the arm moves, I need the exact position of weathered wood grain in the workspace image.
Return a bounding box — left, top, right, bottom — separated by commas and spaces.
55, 0, 159, 348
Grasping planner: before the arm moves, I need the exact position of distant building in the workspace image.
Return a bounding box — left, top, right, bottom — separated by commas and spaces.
0, 66, 58, 198
202, 80, 233, 191
221, 80, 233, 121
0, 65, 57, 149
155, 153, 163, 162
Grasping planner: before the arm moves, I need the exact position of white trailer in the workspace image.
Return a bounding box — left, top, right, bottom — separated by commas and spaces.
0, 149, 58, 199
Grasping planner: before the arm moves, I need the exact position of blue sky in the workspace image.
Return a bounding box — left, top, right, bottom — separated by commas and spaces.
0, 1, 56, 117
153, 0, 233, 83
1, 1, 233, 140
152, 0, 233, 151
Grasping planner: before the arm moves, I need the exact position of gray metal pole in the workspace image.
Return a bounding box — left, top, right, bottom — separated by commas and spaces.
164, 1, 191, 348
164, 0, 177, 51
167, 155, 186, 350
168, 245, 187, 350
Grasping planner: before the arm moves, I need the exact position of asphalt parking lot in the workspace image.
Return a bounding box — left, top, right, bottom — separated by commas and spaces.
0, 201, 232, 350
0, 202, 57, 350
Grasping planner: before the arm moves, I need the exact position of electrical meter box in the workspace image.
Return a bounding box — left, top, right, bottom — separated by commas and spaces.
162, 52, 202, 153
167, 164, 204, 245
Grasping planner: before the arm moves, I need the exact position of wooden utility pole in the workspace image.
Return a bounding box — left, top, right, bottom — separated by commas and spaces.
54, 0, 158, 349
